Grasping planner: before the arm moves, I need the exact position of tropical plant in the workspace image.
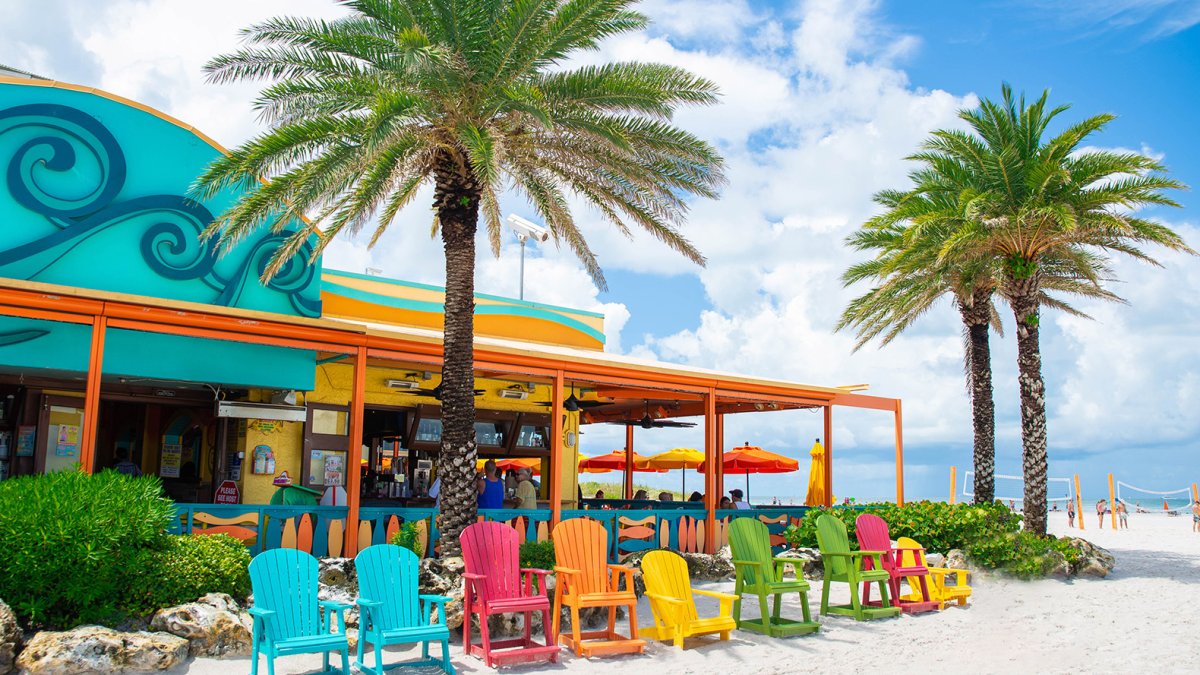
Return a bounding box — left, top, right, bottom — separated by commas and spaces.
389, 520, 424, 557
195, 0, 725, 555
910, 84, 1191, 534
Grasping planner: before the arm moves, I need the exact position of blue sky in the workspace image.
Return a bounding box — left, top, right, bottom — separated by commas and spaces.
3, 0, 1198, 503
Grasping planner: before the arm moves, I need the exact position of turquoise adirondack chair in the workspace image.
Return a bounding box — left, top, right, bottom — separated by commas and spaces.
248, 549, 351, 675
355, 544, 455, 674
814, 514, 900, 621
728, 517, 820, 637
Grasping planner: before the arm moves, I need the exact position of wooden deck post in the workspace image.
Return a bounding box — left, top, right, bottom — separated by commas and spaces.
716, 412, 724, 499
704, 388, 717, 553
624, 425, 634, 500
949, 465, 957, 504
79, 316, 107, 473
550, 370, 565, 528
894, 400, 905, 506
822, 405, 833, 507
343, 346, 367, 554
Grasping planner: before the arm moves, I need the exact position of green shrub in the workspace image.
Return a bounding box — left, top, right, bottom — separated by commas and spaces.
389, 521, 425, 557
520, 540, 555, 570
784, 501, 1021, 554
124, 534, 251, 615
0, 469, 175, 628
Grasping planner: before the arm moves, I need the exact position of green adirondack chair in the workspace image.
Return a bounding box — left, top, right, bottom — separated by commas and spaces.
727, 518, 820, 637
814, 514, 900, 621
355, 544, 455, 674
248, 548, 351, 675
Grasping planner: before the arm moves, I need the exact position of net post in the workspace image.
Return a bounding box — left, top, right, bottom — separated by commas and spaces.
1193, 483, 1198, 504
1074, 474, 1084, 531
949, 466, 956, 505
1108, 473, 1117, 530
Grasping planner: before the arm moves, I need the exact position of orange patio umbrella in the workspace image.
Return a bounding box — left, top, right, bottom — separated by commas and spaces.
476, 457, 543, 476
716, 442, 799, 502
578, 449, 664, 474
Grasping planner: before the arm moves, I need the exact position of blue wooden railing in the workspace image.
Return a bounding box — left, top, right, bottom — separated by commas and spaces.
172, 502, 815, 562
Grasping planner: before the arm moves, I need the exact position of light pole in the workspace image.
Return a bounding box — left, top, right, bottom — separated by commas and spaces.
504, 214, 550, 301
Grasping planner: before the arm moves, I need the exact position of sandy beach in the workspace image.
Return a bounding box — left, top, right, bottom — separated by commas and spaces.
184, 511, 1200, 675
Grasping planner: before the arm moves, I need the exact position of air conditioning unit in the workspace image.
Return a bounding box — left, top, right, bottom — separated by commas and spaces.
498, 389, 529, 400
216, 400, 308, 422
385, 379, 421, 390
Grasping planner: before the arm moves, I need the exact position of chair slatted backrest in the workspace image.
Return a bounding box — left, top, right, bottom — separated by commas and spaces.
728, 517, 775, 587
814, 515, 851, 578
249, 548, 321, 642
461, 521, 523, 602
552, 518, 609, 596
895, 536, 926, 569
642, 550, 698, 624
854, 513, 892, 572
355, 544, 422, 631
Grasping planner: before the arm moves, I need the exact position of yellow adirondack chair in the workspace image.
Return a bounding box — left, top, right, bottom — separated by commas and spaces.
895, 537, 971, 608
640, 550, 737, 648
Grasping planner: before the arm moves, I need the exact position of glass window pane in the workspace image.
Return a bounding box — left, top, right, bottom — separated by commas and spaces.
312, 408, 348, 436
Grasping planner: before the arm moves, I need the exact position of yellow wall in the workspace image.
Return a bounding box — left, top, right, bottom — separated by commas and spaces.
559, 411, 580, 507
236, 389, 306, 505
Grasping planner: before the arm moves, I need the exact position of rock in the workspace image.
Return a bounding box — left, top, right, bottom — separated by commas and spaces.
15, 626, 187, 674
775, 547, 823, 580
149, 593, 253, 658
0, 598, 20, 675
1065, 538, 1115, 578
1042, 550, 1071, 578
925, 552, 946, 568
680, 547, 735, 582
944, 549, 969, 571
419, 557, 465, 633
318, 557, 360, 628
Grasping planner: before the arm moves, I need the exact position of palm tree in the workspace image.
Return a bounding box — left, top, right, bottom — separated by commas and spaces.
840, 188, 1117, 506
918, 84, 1191, 534
194, 0, 725, 555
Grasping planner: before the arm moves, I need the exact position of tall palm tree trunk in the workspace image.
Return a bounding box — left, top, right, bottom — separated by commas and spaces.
961, 295, 996, 504
433, 159, 481, 558
1009, 278, 1048, 535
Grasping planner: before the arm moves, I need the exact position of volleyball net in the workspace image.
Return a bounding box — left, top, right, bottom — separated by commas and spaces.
1114, 481, 1195, 514
962, 471, 1074, 505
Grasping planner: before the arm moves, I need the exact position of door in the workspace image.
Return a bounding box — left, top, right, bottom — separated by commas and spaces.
38, 395, 85, 474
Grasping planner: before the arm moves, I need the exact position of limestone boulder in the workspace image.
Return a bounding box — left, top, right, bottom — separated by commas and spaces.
149, 593, 252, 658
1067, 538, 1115, 578
944, 549, 970, 571
775, 547, 823, 580
318, 557, 360, 628
419, 557, 465, 633
1042, 550, 1071, 578
924, 552, 946, 568
15, 626, 187, 674
0, 598, 21, 675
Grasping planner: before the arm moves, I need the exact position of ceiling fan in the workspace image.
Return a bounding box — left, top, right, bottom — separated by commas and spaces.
532, 383, 609, 410
394, 382, 484, 401
606, 401, 696, 429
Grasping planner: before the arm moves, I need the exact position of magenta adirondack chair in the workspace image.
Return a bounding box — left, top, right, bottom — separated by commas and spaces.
461, 521, 560, 668
854, 514, 939, 614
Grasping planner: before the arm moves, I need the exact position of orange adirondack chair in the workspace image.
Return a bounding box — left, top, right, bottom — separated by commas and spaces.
551, 518, 647, 658
461, 522, 560, 668
854, 514, 938, 614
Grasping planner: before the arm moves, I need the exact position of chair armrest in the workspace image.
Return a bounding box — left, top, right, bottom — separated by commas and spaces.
773, 556, 806, 577
356, 599, 383, 608
692, 589, 739, 601
319, 600, 349, 634
521, 568, 552, 576
731, 559, 765, 567
247, 606, 275, 619
929, 566, 969, 583
644, 592, 686, 606
607, 564, 636, 592
320, 600, 353, 612
819, 551, 857, 557
419, 594, 452, 605
554, 566, 581, 575
462, 572, 486, 580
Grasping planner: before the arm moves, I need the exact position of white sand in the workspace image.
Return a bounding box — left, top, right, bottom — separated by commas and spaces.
183, 511, 1200, 675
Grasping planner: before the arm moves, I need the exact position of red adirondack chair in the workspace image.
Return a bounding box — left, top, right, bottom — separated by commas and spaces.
461, 521, 560, 668
854, 514, 939, 614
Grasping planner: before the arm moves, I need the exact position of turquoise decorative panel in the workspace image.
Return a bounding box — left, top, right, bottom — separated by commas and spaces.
0, 316, 315, 391
0, 81, 321, 317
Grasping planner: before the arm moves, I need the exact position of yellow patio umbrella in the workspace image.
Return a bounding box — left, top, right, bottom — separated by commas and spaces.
804, 439, 826, 506
636, 447, 704, 495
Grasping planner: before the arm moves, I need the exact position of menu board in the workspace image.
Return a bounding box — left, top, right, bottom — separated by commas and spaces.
161, 443, 182, 478
308, 449, 346, 487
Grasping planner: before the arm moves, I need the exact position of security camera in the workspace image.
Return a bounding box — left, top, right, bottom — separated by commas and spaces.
505, 214, 550, 242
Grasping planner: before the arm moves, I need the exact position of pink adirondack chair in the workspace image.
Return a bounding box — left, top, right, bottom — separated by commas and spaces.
854, 514, 939, 614
461, 522, 561, 667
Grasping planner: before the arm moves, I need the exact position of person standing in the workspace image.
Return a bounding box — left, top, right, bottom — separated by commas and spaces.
477, 459, 504, 510
730, 489, 751, 510
1117, 500, 1129, 529
113, 447, 141, 477
1067, 499, 1076, 528
1191, 500, 1200, 533
1096, 498, 1107, 529
514, 468, 538, 509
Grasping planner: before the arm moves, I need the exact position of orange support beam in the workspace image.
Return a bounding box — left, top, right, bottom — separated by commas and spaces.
1108, 473, 1117, 530
1193, 483, 1198, 505
894, 400, 905, 506
343, 347, 367, 554
79, 316, 107, 473
823, 405, 833, 507
716, 413, 724, 500
550, 370, 565, 528
704, 388, 717, 553
949, 465, 957, 505
623, 426, 634, 500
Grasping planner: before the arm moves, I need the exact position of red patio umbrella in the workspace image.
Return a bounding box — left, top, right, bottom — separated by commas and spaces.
703, 443, 799, 502
578, 449, 664, 474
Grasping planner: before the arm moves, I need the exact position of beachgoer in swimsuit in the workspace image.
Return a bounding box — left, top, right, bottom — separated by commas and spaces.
1067, 500, 1076, 528
1192, 500, 1200, 533
1116, 500, 1128, 529
1096, 499, 1107, 529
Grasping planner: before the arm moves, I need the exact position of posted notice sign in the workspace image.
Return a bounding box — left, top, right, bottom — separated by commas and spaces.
214, 480, 241, 504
